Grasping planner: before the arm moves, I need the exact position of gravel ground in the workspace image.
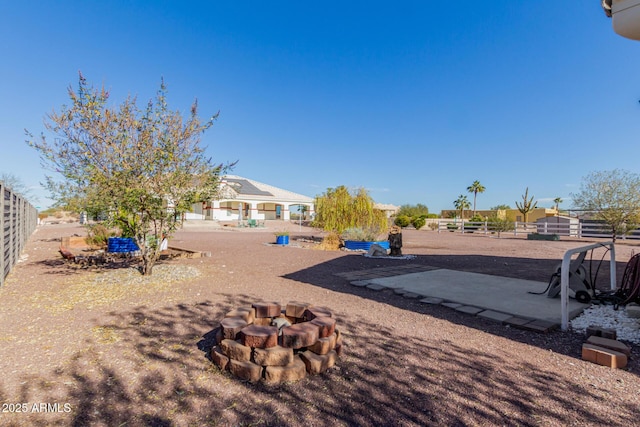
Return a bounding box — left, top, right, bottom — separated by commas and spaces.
0, 221, 639, 426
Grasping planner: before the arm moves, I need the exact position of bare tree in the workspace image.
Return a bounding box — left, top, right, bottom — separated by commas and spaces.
572, 169, 640, 242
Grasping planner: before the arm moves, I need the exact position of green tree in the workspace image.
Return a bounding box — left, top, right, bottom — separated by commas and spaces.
453, 194, 471, 219
397, 203, 429, 218
312, 186, 387, 237
394, 215, 411, 228
27, 73, 231, 275
487, 214, 515, 238
515, 187, 537, 223
490, 204, 511, 210
572, 169, 640, 242
466, 180, 486, 215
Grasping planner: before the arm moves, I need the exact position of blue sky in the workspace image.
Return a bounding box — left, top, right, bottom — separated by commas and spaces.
1, 1, 639, 213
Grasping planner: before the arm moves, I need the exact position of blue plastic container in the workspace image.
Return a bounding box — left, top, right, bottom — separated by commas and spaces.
107, 237, 139, 253
275, 235, 289, 245
343, 240, 390, 251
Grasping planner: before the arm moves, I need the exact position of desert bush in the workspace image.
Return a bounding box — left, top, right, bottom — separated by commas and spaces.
488, 215, 515, 238
469, 214, 484, 223
411, 216, 426, 230
342, 227, 384, 242
318, 232, 341, 251
394, 215, 411, 228
85, 223, 117, 248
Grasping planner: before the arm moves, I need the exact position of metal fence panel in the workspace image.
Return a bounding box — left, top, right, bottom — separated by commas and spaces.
0, 183, 38, 287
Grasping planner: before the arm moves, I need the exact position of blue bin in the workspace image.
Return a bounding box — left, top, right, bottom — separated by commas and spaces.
343, 240, 390, 251
275, 235, 289, 245
107, 237, 139, 253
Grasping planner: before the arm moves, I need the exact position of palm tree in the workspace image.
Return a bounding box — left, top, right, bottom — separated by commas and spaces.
467, 180, 486, 216
453, 195, 471, 220
553, 197, 563, 216
554, 196, 563, 230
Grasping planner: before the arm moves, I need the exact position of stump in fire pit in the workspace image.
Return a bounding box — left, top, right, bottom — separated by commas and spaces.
210, 301, 343, 383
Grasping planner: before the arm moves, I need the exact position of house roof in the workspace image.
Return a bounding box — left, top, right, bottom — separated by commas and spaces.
220, 175, 314, 203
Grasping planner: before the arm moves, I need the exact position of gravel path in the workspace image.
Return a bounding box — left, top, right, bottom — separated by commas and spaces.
0, 221, 638, 426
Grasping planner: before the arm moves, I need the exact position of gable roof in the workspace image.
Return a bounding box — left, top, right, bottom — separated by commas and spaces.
220, 175, 314, 203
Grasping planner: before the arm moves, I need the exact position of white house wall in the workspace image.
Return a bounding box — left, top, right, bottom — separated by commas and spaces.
189, 175, 315, 222
200, 199, 314, 221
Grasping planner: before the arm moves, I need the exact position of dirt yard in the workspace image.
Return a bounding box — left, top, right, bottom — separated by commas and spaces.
0, 221, 639, 426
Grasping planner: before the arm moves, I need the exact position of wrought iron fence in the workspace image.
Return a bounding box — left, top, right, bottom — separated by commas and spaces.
1, 183, 38, 287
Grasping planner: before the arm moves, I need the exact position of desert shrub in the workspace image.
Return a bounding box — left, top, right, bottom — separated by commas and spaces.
469, 214, 484, 223
85, 223, 116, 248
412, 216, 426, 230
394, 215, 411, 228
428, 221, 439, 231
488, 215, 515, 237
318, 232, 341, 251
342, 227, 384, 242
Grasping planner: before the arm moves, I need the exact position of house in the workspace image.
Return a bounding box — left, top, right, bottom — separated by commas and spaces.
187, 175, 315, 222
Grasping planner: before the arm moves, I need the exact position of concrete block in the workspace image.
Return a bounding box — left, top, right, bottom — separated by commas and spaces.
477, 310, 512, 323
365, 283, 386, 291
264, 357, 307, 383
220, 339, 252, 362
308, 333, 337, 355
220, 317, 248, 340
456, 306, 484, 315
229, 359, 263, 382
582, 343, 627, 369
519, 319, 558, 333
253, 345, 294, 367
281, 322, 319, 349
253, 317, 273, 326
503, 317, 533, 327
310, 316, 336, 338
225, 307, 256, 324
402, 292, 422, 299
300, 350, 338, 375
586, 336, 631, 357
441, 302, 463, 309
304, 306, 333, 320
285, 302, 309, 318
252, 302, 282, 318
210, 346, 229, 371
420, 297, 444, 305
240, 325, 278, 349
350, 280, 371, 287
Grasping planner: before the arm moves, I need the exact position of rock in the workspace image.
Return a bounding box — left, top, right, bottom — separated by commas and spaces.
367, 244, 387, 257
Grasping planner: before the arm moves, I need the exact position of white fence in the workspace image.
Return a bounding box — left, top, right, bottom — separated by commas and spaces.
1, 183, 38, 287
435, 219, 640, 240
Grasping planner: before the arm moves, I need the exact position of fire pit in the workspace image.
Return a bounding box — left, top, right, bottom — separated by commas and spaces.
210, 301, 343, 383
